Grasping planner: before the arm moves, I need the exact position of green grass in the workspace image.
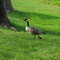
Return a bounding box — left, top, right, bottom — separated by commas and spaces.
11, 0, 60, 6
0, 0, 60, 60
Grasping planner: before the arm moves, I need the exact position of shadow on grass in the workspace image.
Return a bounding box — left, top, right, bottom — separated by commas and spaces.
45, 30, 60, 36
11, 23, 25, 31
8, 10, 60, 35
9, 10, 60, 20
12, 23, 60, 36
40, 28, 60, 36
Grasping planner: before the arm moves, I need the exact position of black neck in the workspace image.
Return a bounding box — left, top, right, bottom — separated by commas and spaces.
27, 21, 29, 27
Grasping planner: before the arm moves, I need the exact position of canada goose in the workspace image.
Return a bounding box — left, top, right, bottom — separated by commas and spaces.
24, 19, 46, 39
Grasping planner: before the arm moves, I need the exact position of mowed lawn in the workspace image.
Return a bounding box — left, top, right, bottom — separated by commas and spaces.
0, 0, 60, 60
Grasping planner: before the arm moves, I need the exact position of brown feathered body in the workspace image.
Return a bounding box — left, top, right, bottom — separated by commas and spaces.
25, 26, 43, 35
30, 27, 42, 35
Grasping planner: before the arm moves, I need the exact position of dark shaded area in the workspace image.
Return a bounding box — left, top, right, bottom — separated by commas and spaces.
9, 10, 60, 21
39, 27, 60, 36
8, 10, 60, 35
45, 30, 60, 36
11, 23, 25, 31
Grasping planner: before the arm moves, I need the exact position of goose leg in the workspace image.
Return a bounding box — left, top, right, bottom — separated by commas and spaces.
38, 35, 41, 39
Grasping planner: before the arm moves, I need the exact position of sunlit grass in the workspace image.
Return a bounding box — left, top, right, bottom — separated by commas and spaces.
0, 0, 60, 60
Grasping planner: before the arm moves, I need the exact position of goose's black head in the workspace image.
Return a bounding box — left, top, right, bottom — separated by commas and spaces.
24, 19, 29, 27
24, 19, 28, 22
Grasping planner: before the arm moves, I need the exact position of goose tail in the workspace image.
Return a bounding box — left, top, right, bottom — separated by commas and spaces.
42, 32, 46, 35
